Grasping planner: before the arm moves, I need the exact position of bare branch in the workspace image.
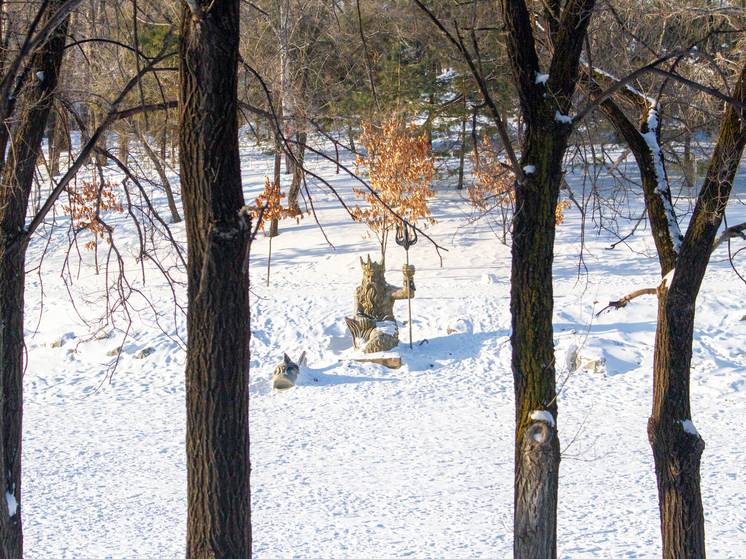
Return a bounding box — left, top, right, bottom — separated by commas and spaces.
596, 287, 657, 315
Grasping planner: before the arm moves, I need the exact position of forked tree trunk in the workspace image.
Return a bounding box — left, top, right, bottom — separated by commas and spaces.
179, 1, 252, 557
591, 61, 746, 559
648, 63, 746, 559
0, 3, 69, 556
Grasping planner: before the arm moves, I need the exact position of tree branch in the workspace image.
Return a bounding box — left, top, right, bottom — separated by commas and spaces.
713, 222, 746, 252
596, 287, 657, 315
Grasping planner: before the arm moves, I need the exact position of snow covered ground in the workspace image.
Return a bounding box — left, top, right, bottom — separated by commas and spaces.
21, 138, 746, 557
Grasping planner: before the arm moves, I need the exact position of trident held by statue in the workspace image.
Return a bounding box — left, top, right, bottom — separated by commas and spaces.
395, 221, 417, 349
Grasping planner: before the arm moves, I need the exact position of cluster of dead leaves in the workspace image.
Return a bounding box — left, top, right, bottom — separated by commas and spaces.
63, 180, 123, 249
469, 134, 571, 224
469, 134, 515, 212
352, 115, 436, 238
250, 177, 301, 232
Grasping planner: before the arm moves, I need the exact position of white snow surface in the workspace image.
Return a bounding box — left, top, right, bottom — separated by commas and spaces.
535, 72, 549, 85
523, 164, 536, 174
554, 111, 573, 124
20, 135, 746, 557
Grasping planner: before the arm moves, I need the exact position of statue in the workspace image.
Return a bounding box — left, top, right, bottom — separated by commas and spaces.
345, 255, 415, 354
272, 352, 305, 390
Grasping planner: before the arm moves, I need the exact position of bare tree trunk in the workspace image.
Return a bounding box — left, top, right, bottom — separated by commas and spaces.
118, 127, 129, 166
456, 96, 467, 190
47, 109, 60, 176
649, 287, 706, 559
179, 1, 252, 556
347, 123, 356, 152
279, 0, 292, 175
682, 132, 695, 190
510, 124, 564, 559
591, 61, 746, 558
138, 127, 181, 223
0, 3, 69, 556
93, 109, 108, 166
648, 63, 746, 559
48, 107, 69, 176
500, 1, 595, 557
269, 92, 282, 238
287, 130, 306, 215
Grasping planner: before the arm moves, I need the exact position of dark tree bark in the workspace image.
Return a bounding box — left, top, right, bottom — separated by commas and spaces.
649, 62, 746, 559
500, 1, 595, 557
591, 61, 746, 558
179, 1, 252, 557
0, 2, 69, 556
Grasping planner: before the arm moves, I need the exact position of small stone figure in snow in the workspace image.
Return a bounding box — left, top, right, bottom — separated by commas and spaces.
345, 255, 415, 353
272, 352, 305, 390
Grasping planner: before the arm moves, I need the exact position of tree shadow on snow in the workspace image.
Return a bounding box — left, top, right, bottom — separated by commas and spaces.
400, 329, 509, 374
296, 363, 398, 388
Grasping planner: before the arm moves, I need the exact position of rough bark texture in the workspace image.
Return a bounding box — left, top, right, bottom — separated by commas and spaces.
510, 113, 566, 559
179, 2, 252, 557
650, 287, 706, 559
591, 60, 746, 558
0, 3, 69, 556
648, 62, 746, 559
515, 421, 558, 557
501, 1, 595, 557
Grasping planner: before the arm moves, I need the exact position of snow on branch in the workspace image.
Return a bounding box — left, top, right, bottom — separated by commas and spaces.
640, 107, 683, 253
